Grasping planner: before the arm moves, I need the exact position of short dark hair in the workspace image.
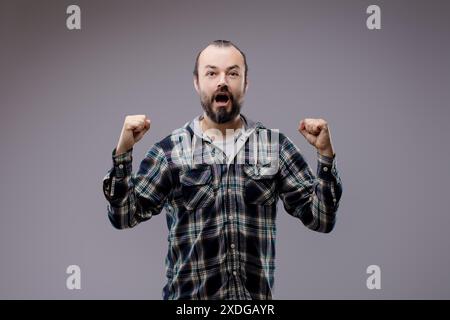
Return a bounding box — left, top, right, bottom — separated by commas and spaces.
193, 40, 248, 87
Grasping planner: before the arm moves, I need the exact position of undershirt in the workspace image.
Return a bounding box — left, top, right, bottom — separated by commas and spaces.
200, 115, 246, 163
210, 129, 242, 160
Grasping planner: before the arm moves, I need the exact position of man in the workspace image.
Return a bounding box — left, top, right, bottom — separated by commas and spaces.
102, 40, 343, 300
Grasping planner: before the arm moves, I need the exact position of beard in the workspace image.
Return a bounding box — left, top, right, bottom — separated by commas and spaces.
200, 87, 243, 124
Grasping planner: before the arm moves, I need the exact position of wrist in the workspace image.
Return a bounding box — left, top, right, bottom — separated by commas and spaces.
317, 147, 334, 158
116, 145, 132, 156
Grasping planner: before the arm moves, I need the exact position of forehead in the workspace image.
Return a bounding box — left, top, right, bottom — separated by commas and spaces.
198, 45, 245, 70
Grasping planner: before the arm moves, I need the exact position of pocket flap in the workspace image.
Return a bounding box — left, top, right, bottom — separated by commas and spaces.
243, 164, 277, 179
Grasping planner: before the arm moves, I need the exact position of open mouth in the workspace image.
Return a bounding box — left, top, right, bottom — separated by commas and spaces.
214, 93, 230, 104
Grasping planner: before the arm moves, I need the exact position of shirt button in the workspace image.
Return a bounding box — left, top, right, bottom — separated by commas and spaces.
118, 164, 124, 169
230, 243, 235, 249
323, 166, 329, 172
232, 271, 237, 276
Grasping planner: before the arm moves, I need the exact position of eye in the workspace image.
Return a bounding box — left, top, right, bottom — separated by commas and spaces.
206, 71, 216, 76
228, 72, 240, 77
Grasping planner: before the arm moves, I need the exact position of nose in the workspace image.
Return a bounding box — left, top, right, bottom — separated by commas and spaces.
217, 72, 228, 88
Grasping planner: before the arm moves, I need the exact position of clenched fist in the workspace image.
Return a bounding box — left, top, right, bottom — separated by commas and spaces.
298, 118, 335, 158
116, 115, 151, 155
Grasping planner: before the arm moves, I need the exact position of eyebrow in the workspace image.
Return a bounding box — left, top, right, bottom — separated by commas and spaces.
204, 65, 240, 71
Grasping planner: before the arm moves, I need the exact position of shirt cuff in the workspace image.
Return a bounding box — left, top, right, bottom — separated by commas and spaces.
112, 147, 133, 178
317, 151, 337, 181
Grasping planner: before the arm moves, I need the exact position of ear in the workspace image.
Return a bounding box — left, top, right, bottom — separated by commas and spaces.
244, 79, 249, 93
193, 76, 200, 94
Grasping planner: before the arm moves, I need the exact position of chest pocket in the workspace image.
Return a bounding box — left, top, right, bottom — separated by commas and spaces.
179, 165, 217, 211
243, 164, 278, 206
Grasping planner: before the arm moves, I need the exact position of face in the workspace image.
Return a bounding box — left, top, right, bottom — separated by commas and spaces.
194, 45, 248, 124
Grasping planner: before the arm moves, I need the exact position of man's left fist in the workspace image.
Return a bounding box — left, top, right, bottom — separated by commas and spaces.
298, 118, 335, 158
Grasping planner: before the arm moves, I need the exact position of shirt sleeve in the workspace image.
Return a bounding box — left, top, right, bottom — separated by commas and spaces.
277, 134, 343, 233
102, 144, 172, 229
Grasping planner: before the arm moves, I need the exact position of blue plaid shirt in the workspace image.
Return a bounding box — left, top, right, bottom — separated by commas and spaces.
102, 114, 343, 299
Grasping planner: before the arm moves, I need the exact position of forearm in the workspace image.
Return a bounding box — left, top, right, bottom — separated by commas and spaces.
102, 144, 172, 229
103, 147, 139, 229
305, 152, 342, 232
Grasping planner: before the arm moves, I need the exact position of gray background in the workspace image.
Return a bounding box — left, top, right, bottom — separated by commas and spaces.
1, 0, 449, 299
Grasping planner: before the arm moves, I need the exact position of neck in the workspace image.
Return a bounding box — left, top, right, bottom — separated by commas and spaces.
200, 113, 243, 138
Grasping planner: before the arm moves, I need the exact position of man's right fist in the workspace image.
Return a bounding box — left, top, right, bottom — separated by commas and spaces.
116, 115, 151, 155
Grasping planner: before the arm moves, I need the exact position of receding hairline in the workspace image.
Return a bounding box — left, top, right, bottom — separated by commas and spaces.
193, 40, 248, 85
197, 45, 246, 70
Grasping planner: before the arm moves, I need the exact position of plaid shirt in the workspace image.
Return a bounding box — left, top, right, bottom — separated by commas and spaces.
102, 114, 343, 300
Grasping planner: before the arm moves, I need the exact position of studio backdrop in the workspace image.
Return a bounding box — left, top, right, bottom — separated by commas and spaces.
1, 0, 449, 299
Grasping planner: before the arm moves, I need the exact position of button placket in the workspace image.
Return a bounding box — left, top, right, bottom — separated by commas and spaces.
224, 168, 239, 280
